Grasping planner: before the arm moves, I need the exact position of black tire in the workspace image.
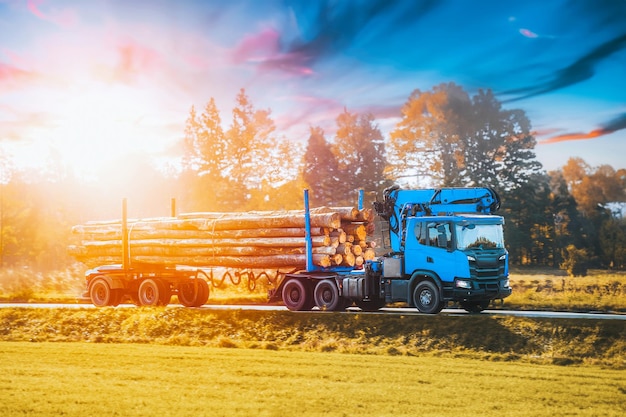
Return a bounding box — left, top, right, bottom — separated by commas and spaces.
413, 281, 444, 314
159, 281, 172, 306
282, 279, 312, 311
313, 279, 341, 311
355, 298, 386, 311
89, 277, 112, 307
138, 279, 164, 306
178, 279, 209, 307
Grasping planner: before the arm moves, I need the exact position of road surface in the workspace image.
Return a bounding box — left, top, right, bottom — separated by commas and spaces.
1, 303, 625, 320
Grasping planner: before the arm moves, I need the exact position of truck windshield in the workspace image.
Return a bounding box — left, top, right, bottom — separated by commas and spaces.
455, 223, 504, 250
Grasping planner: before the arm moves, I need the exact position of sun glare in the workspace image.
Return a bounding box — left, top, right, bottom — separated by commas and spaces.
10, 80, 174, 182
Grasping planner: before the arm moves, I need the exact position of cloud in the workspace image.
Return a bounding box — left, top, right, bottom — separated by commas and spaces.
26, 0, 77, 27
539, 113, 626, 144
504, 33, 626, 101
231, 28, 314, 76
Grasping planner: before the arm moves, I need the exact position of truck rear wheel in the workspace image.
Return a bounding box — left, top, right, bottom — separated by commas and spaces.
314, 279, 340, 311
413, 281, 444, 314
282, 278, 313, 311
178, 279, 209, 307
89, 277, 113, 307
138, 279, 168, 306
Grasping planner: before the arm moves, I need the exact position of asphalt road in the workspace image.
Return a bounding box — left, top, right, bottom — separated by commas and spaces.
1, 303, 625, 320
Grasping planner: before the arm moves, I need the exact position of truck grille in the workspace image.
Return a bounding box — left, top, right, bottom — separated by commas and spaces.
468, 253, 505, 280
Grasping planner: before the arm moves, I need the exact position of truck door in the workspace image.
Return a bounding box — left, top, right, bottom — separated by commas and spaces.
404, 219, 466, 282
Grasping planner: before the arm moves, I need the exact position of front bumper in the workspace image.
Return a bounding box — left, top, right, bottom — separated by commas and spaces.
450, 278, 512, 301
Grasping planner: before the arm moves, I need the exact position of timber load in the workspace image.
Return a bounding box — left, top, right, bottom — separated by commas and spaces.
69, 207, 377, 270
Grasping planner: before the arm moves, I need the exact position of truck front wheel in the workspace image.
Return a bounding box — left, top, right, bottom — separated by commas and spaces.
282, 279, 313, 311
314, 279, 340, 311
413, 281, 444, 314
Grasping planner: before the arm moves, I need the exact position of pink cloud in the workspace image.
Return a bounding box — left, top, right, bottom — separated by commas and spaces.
0, 62, 35, 85
519, 28, 538, 38
26, 0, 78, 28
232, 28, 314, 77
94, 40, 162, 85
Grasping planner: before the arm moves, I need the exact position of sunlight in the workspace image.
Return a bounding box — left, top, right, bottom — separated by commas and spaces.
49, 84, 160, 179
7, 78, 175, 182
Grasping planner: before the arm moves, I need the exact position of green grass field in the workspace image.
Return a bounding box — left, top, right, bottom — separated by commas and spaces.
1, 342, 625, 417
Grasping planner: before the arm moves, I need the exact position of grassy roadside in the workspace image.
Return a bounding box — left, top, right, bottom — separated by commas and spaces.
1, 266, 625, 312
1, 342, 625, 417
1, 307, 624, 368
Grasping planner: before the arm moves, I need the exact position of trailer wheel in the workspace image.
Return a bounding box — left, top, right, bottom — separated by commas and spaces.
313, 279, 340, 311
178, 279, 209, 307
282, 279, 312, 311
89, 277, 113, 307
413, 281, 444, 314
138, 279, 166, 306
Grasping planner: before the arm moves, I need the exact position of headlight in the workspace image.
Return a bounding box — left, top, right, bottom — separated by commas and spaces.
502, 279, 510, 288
455, 279, 472, 289
467, 255, 476, 262
498, 254, 507, 261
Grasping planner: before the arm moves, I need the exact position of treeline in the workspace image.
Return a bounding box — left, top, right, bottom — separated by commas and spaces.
0, 83, 624, 273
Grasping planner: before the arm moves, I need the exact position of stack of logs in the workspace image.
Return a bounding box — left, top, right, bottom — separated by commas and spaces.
68, 206, 377, 270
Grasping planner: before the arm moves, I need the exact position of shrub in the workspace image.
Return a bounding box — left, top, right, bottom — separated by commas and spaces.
561, 245, 588, 277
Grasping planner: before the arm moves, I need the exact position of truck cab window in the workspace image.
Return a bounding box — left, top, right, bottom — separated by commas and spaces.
414, 222, 427, 245
427, 223, 451, 249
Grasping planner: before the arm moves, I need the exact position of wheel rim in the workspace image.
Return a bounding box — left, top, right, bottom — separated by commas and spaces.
419, 289, 433, 306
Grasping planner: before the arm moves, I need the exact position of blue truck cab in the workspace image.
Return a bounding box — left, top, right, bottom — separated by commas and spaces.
272, 186, 511, 313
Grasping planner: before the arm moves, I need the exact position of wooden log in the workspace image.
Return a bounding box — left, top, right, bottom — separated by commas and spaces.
331, 254, 343, 265
311, 206, 359, 221
354, 255, 364, 267
79, 235, 331, 249
340, 252, 355, 267
363, 248, 376, 260
356, 208, 375, 222
329, 229, 346, 244
73, 254, 332, 269
342, 223, 367, 241
74, 227, 329, 241
131, 254, 332, 268
351, 244, 363, 256
335, 243, 353, 256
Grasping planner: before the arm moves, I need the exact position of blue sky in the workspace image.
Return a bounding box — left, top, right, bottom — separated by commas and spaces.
1, 0, 625, 179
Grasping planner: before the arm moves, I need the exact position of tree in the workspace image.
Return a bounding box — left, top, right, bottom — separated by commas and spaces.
302, 126, 341, 206
387, 83, 468, 186
548, 170, 586, 267
502, 173, 554, 265
332, 109, 389, 203
180, 100, 235, 211
387, 83, 541, 189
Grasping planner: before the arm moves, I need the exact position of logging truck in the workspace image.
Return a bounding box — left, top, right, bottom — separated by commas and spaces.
269, 186, 511, 313
79, 186, 510, 313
